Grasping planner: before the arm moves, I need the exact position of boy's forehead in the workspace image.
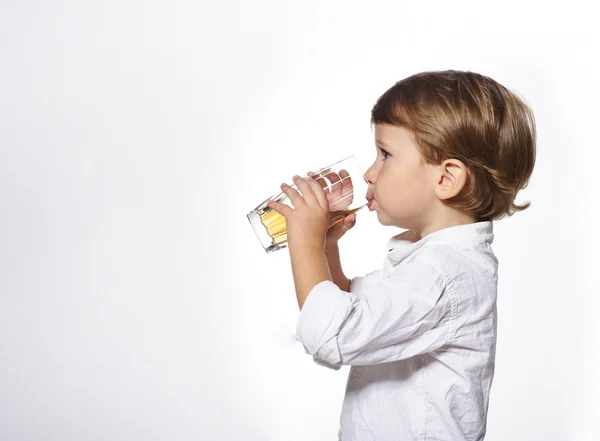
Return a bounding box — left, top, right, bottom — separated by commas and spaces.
374, 123, 411, 147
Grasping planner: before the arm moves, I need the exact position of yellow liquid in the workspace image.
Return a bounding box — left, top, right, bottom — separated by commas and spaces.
259, 204, 367, 245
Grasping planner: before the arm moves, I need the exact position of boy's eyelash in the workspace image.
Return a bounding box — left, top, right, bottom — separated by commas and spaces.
378, 147, 391, 160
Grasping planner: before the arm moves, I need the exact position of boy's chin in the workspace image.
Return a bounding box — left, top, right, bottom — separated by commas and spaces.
377, 211, 411, 230
376, 211, 397, 227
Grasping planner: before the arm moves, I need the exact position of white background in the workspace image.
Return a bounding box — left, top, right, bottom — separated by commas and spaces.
1, 1, 598, 440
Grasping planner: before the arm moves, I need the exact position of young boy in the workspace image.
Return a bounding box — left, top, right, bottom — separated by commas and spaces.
267, 70, 536, 441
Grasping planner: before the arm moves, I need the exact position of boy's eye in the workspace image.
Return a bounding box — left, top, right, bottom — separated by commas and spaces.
379, 148, 391, 160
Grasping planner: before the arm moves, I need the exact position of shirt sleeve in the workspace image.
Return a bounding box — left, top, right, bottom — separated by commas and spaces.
295, 261, 453, 369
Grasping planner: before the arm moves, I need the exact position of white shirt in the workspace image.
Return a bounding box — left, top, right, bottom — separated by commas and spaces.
295, 221, 498, 441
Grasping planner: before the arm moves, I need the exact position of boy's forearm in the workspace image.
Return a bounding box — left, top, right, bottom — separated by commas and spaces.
289, 246, 332, 311
288, 244, 350, 311
325, 244, 350, 292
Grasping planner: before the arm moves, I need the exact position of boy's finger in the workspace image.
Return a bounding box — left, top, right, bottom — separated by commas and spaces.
308, 172, 329, 194
326, 171, 342, 191
293, 176, 318, 206
267, 199, 292, 218
338, 169, 354, 207
280, 182, 304, 208
307, 177, 329, 210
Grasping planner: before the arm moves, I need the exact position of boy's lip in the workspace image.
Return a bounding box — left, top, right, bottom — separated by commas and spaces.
366, 188, 375, 210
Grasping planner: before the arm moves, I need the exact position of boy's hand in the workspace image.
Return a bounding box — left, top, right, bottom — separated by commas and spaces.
307, 169, 357, 249
325, 212, 357, 249
267, 175, 330, 251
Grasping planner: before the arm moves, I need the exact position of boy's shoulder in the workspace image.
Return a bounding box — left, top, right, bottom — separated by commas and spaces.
385, 222, 498, 281
417, 241, 498, 280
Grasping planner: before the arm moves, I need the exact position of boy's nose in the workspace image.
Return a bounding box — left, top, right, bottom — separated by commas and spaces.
364, 166, 376, 186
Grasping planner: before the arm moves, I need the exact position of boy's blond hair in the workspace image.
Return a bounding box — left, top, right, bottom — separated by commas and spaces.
371, 70, 536, 221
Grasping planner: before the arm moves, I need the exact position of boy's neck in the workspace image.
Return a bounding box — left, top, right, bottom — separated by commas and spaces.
418, 207, 478, 238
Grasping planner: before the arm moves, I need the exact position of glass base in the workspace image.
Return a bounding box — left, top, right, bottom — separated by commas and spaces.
247, 209, 287, 254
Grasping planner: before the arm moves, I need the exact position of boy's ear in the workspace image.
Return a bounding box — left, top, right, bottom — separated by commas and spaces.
435, 159, 469, 200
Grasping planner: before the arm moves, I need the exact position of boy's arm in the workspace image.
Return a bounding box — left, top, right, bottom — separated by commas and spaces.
289, 246, 332, 311
325, 244, 350, 292
295, 261, 451, 368
267, 176, 352, 310
289, 244, 350, 312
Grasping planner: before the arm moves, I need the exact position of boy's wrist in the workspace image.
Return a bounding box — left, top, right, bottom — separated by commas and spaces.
324, 242, 340, 252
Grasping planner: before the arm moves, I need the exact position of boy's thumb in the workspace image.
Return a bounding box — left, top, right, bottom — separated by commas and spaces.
345, 213, 357, 226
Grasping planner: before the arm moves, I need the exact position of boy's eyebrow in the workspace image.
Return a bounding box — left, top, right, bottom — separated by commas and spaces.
375, 140, 393, 149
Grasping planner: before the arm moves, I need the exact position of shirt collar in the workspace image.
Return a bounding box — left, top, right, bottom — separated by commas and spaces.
387, 221, 494, 252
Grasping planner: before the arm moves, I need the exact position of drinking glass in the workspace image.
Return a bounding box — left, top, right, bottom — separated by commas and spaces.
247, 155, 370, 253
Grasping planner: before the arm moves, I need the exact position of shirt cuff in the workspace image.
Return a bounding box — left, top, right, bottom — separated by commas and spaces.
295, 280, 359, 369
